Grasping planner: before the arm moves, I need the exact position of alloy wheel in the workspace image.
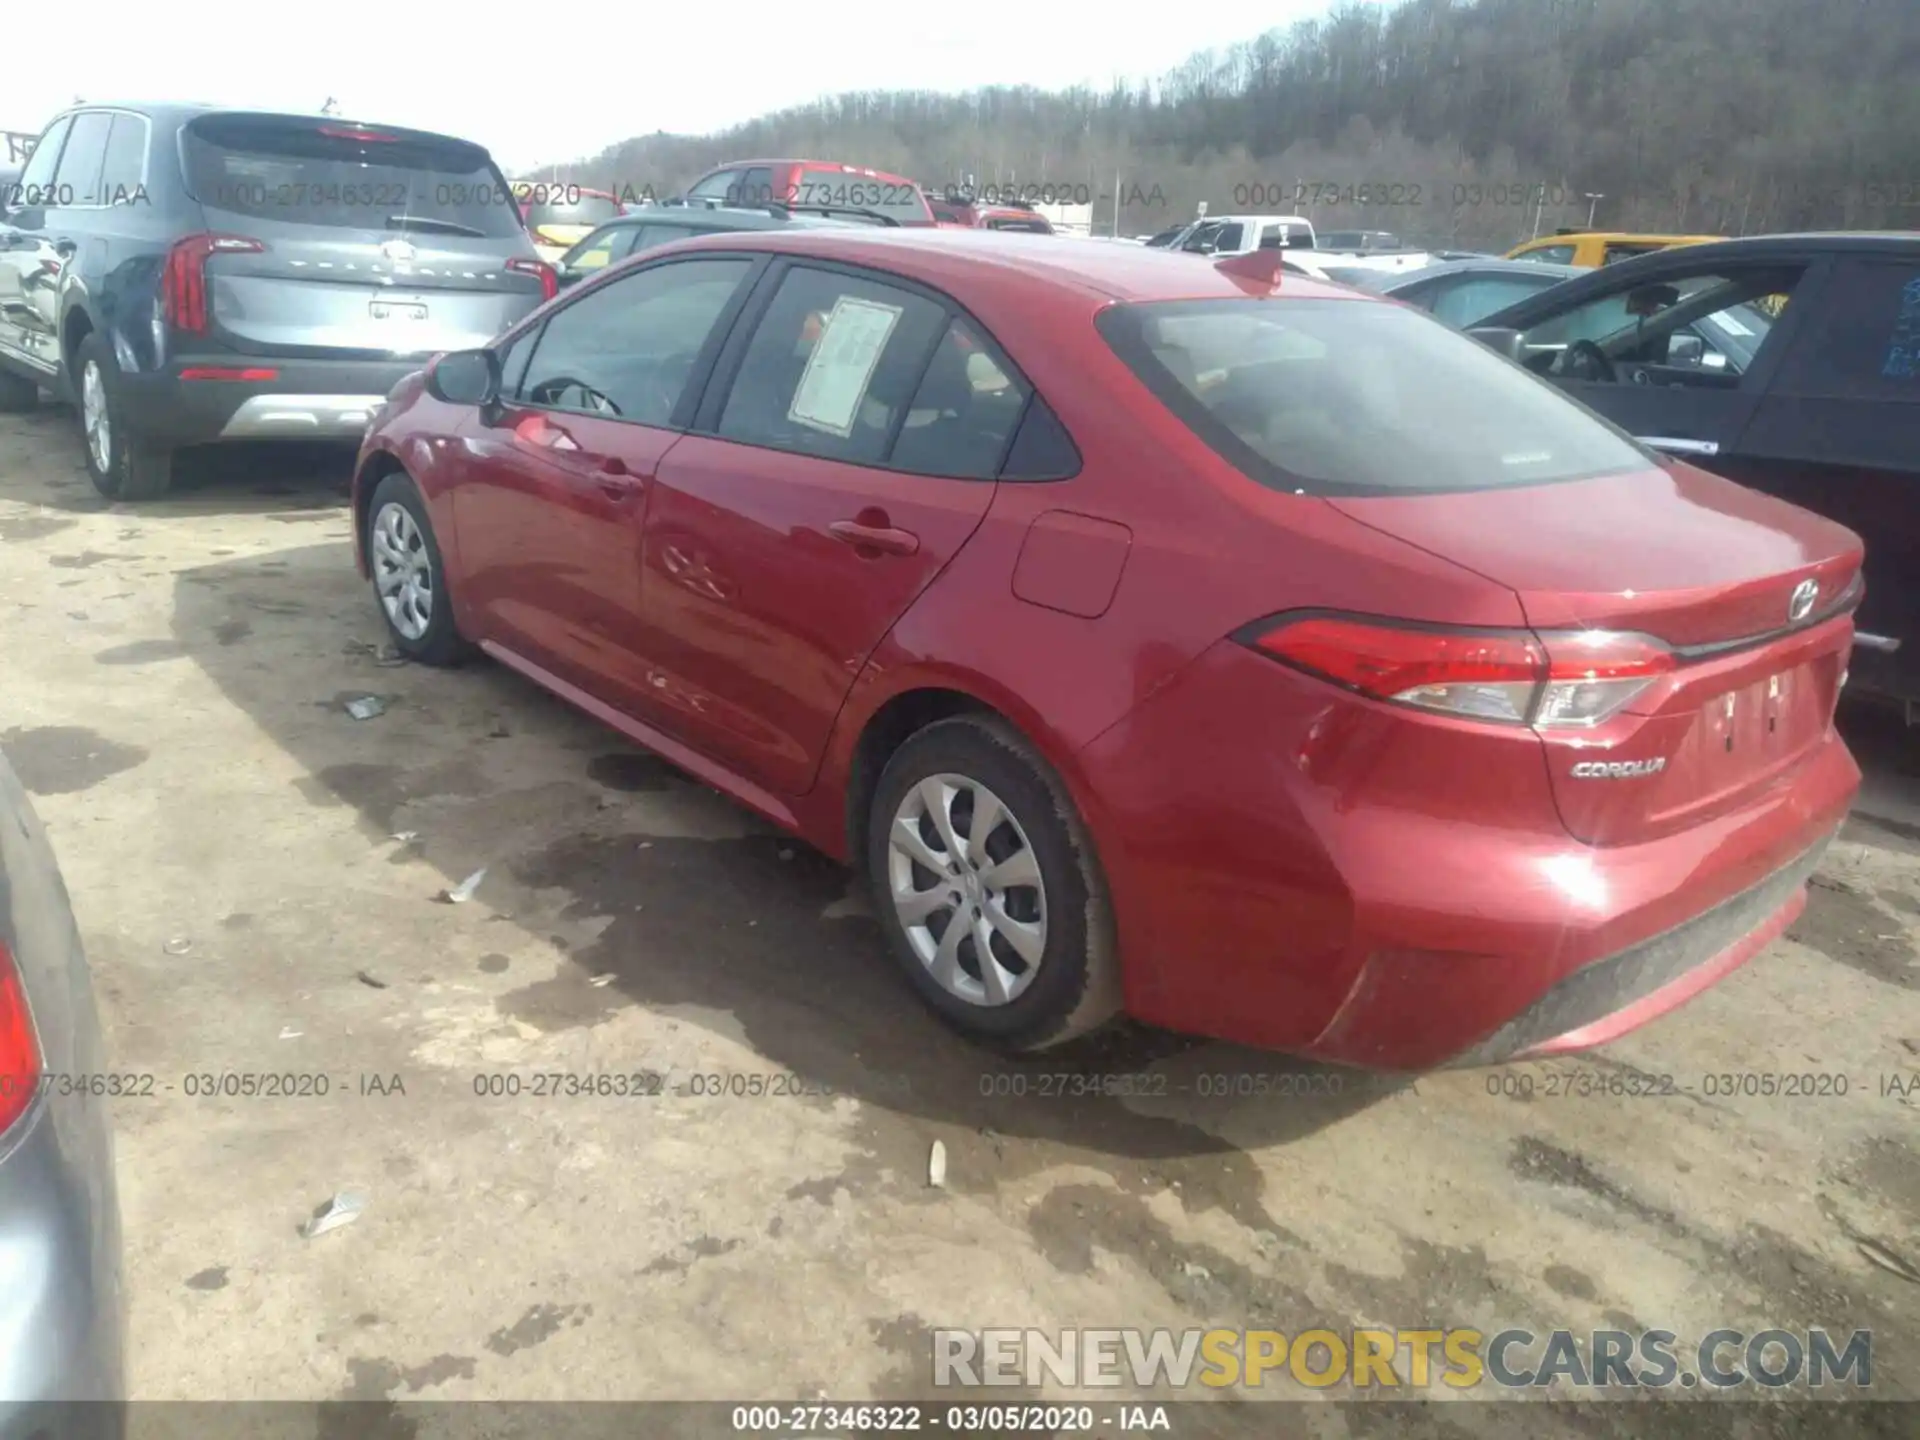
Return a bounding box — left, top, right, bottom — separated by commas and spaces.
886, 773, 1048, 1007
81, 360, 110, 474
372, 501, 433, 640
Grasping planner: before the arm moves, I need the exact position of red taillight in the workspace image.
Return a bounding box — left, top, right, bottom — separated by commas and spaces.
1249, 616, 1672, 728
507, 256, 558, 301
319, 125, 395, 143
162, 233, 265, 333
0, 941, 40, 1136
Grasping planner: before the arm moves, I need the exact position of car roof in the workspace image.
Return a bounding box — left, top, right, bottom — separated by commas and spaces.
1386, 257, 1586, 286
1531, 231, 1727, 244
653, 227, 1366, 304
1573, 232, 1920, 269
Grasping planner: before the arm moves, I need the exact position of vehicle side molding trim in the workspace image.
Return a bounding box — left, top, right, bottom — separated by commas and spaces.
1636, 436, 1720, 457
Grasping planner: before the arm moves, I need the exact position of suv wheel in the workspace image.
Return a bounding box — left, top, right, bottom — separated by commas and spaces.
366, 470, 474, 666
0, 366, 37, 413
866, 715, 1122, 1054
76, 333, 173, 499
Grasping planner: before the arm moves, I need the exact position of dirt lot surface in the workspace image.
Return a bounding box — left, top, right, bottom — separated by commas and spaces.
1, 405, 1916, 1432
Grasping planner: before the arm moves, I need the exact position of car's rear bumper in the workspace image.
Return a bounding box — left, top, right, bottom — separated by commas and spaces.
113, 357, 420, 447
0, 1101, 125, 1431
1077, 638, 1862, 1069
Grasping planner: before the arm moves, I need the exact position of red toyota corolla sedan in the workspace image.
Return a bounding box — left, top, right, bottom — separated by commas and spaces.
350, 229, 1863, 1068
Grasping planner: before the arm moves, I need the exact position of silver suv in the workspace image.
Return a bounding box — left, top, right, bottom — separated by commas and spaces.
0, 104, 552, 498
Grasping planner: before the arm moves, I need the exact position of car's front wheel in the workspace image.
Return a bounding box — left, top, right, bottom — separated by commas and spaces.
366, 469, 473, 666
867, 715, 1122, 1054
75, 332, 173, 499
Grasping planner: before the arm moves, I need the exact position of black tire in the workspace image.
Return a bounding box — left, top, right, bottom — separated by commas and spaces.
0, 365, 37, 413
365, 470, 474, 666
75, 332, 173, 499
866, 714, 1122, 1054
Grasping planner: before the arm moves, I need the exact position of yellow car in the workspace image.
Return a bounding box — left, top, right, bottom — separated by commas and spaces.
1505, 230, 1725, 268
515, 185, 632, 264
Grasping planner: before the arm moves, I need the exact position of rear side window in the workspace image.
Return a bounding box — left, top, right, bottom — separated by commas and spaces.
793, 168, 932, 224
1773, 263, 1920, 397
890, 318, 1030, 479
98, 114, 148, 196
181, 116, 524, 236
523, 190, 622, 229
518, 258, 751, 424
1097, 298, 1649, 496
717, 265, 947, 464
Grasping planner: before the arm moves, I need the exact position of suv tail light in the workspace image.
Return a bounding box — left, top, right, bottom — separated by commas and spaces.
0, 941, 40, 1136
162, 233, 265, 333
507, 256, 558, 301
1247, 615, 1673, 728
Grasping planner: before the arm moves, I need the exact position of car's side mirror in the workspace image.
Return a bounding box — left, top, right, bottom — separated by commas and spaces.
1467, 327, 1528, 364
1666, 332, 1706, 367
427, 348, 501, 408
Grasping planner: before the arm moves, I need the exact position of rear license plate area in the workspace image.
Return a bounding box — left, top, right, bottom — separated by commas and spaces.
369, 301, 428, 321
1704, 665, 1818, 764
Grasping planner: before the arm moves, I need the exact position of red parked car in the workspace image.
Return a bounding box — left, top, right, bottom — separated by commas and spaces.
928, 195, 1056, 234
350, 230, 1862, 1067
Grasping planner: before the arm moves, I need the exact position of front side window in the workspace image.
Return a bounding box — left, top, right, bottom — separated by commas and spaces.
51, 112, 112, 203
717, 266, 948, 465
1097, 297, 1650, 496
518, 258, 751, 424
1520, 268, 1801, 380
1516, 244, 1578, 265
13, 116, 72, 203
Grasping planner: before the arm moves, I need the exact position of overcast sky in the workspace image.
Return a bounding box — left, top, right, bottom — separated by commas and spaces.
6, 5, 1368, 172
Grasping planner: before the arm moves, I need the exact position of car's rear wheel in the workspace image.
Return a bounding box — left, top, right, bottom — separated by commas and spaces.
0, 365, 37, 413
367, 470, 473, 666
76, 333, 173, 499
866, 715, 1121, 1054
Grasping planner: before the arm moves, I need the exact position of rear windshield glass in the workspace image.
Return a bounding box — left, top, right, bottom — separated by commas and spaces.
793, 168, 932, 224
1097, 298, 1650, 496
181, 116, 523, 237
522, 191, 623, 228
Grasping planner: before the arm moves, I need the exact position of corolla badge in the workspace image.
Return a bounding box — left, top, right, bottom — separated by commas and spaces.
1788, 578, 1819, 623
380, 239, 417, 263
1570, 758, 1668, 779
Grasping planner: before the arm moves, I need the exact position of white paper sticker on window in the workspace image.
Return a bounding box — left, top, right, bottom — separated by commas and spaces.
788, 296, 904, 438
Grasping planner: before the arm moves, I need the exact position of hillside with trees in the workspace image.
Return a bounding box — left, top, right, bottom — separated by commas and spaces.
538, 0, 1920, 249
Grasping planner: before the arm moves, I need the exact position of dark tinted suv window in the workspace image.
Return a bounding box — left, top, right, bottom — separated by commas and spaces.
1098, 298, 1648, 496
181, 115, 523, 236
99, 114, 148, 195
519, 258, 750, 424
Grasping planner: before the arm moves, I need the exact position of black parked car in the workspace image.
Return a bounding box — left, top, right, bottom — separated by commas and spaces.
552, 203, 882, 288
0, 104, 552, 499
1470, 233, 1920, 705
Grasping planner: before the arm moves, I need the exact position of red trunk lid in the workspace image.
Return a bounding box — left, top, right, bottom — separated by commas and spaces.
1330, 462, 1863, 845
